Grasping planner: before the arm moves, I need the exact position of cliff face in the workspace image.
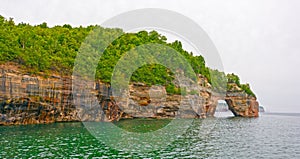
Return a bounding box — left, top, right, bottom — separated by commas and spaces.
225, 95, 259, 117
0, 65, 79, 125
225, 83, 259, 117
0, 65, 258, 125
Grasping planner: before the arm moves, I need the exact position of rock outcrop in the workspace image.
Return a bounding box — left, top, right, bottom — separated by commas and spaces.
0, 64, 258, 125
225, 95, 259, 117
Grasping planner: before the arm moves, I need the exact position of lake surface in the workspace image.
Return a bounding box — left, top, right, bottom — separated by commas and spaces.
0, 113, 300, 158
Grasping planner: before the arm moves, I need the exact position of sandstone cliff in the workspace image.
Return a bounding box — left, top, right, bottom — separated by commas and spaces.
0, 64, 258, 125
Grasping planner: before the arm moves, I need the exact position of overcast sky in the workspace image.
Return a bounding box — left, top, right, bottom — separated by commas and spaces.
1, 0, 300, 112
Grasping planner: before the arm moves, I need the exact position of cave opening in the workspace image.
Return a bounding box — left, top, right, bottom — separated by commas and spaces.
214, 100, 234, 117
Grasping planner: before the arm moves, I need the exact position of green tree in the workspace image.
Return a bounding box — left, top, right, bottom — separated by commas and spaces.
0, 15, 256, 97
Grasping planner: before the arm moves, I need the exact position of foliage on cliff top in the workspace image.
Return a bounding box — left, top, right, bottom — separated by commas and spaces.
0, 15, 255, 97
227, 73, 256, 97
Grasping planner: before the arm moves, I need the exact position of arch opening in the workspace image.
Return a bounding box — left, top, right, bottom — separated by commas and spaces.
214, 100, 234, 118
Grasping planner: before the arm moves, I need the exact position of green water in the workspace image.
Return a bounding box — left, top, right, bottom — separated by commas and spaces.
114, 118, 172, 133
1, 115, 300, 158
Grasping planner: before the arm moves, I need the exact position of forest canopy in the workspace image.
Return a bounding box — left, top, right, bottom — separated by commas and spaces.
0, 15, 255, 97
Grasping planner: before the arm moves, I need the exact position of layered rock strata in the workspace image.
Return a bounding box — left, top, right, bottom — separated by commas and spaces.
0, 65, 258, 125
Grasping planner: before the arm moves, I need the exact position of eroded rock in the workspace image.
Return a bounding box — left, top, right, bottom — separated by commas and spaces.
0, 64, 259, 125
